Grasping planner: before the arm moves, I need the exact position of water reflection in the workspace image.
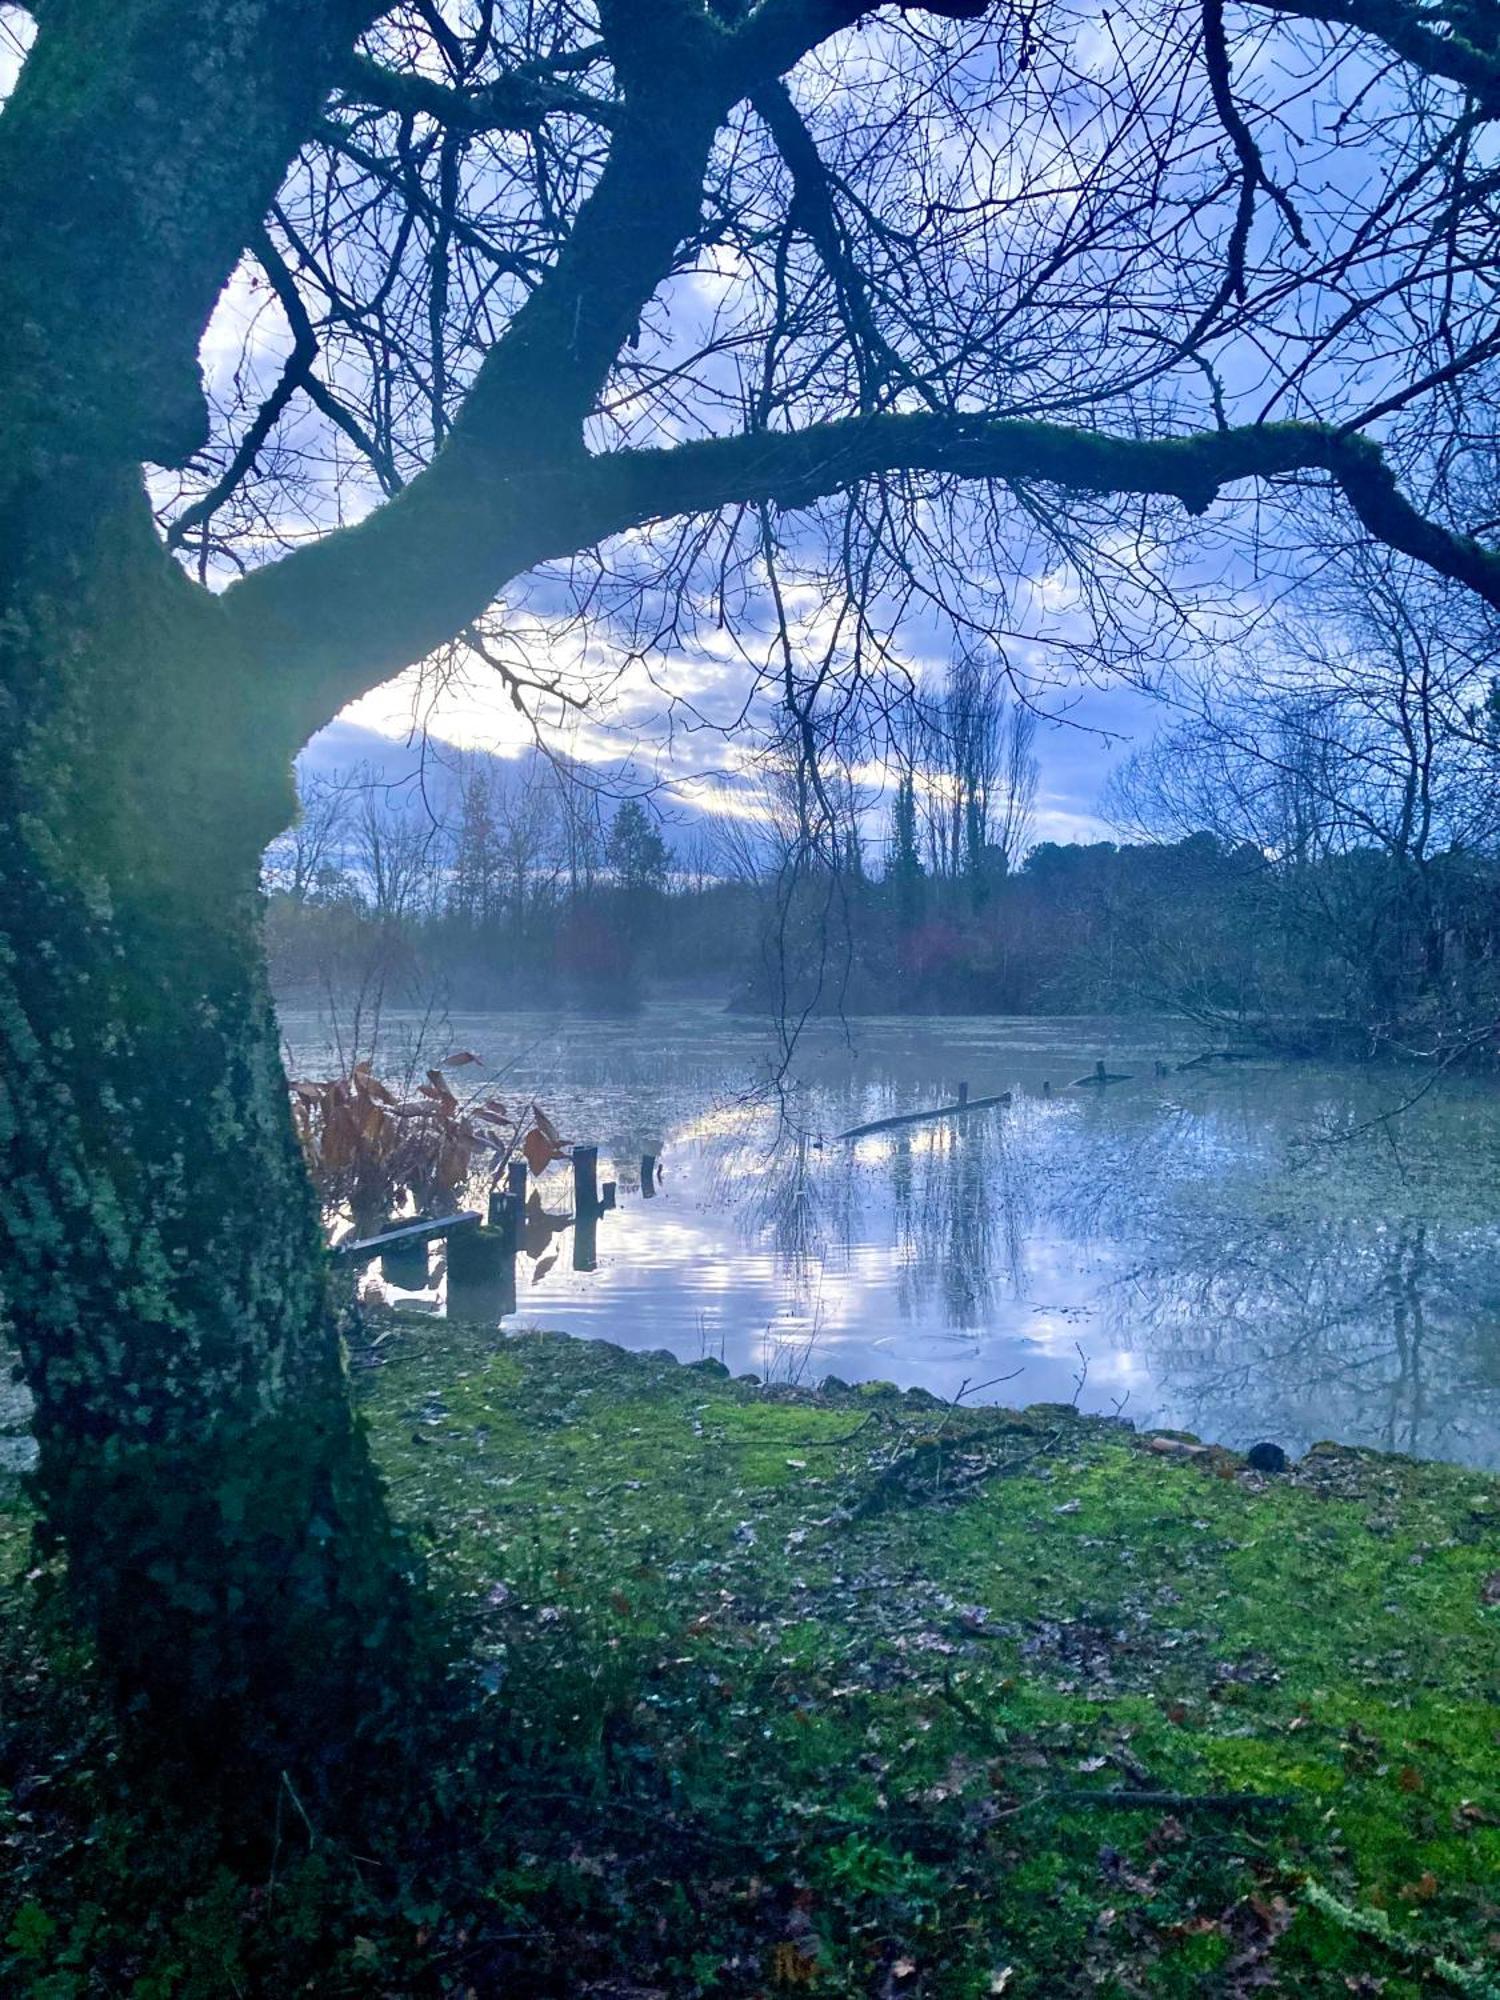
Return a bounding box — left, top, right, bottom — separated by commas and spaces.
1110, 1213, 1500, 1466
279, 1004, 1500, 1468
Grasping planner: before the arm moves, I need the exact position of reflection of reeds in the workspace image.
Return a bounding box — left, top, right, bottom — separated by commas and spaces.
306, 1010, 1500, 1464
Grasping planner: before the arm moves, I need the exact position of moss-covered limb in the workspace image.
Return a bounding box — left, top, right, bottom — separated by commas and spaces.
5, 1319, 1499, 1996
226, 407, 1500, 740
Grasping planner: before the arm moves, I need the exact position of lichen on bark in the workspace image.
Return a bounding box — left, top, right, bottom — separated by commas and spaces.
0, 466, 428, 1820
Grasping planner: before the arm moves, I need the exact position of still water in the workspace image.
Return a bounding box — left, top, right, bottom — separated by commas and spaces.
279, 1003, 1500, 1468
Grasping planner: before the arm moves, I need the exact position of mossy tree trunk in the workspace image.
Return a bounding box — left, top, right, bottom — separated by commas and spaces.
0, 0, 428, 1815
0, 464, 423, 1810
0, 12, 731, 1817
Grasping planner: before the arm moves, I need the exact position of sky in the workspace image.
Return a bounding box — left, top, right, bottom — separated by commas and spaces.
308, 633, 1161, 852
0, 0, 1163, 854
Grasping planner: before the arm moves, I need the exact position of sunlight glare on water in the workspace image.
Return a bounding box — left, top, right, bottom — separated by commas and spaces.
277, 1002, 1500, 1467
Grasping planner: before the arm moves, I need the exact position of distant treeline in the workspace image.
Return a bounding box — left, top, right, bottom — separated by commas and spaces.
268, 574, 1500, 1059
266, 781, 1500, 1060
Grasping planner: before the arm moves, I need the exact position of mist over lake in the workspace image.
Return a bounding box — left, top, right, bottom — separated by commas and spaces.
280, 1003, 1500, 1468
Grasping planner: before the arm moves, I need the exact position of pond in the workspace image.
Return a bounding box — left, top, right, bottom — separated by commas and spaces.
278, 1002, 1500, 1469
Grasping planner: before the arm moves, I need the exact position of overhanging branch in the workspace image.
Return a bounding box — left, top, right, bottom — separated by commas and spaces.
1248, 0, 1500, 114
224, 410, 1500, 751
566, 415, 1500, 611
337, 50, 622, 131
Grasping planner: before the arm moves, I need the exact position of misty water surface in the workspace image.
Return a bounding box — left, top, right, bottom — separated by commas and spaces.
279, 1003, 1500, 1469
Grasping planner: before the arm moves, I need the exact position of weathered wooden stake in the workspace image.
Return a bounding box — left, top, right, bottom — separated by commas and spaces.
572, 1204, 598, 1274
573, 1144, 599, 1218
448, 1220, 517, 1323
487, 1188, 521, 1253
447, 1223, 507, 1286
601, 1180, 617, 1211
507, 1159, 527, 1201
641, 1152, 658, 1198
958, 1080, 969, 1106
380, 1238, 430, 1289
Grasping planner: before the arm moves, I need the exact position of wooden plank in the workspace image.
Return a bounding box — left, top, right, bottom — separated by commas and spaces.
332, 1210, 481, 1265
835, 1093, 1011, 1142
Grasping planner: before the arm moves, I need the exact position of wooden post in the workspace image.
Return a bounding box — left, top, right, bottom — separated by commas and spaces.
448, 1223, 505, 1285
573, 1145, 599, 1219
1041, 1079, 1052, 1096
572, 1203, 598, 1274
601, 1180, 617, 1211
448, 1223, 517, 1325
641, 1153, 657, 1198
957, 1080, 969, 1107
380, 1239, 430, 1289
487, 1189, 520, 1253
507, 1158, 527, 1202
1095, 1059, 1107, 1083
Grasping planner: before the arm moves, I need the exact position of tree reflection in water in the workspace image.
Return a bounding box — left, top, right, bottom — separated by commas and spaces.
719, 1073, 1500, 1462
1100, 1211, 1500, 1463
286, 1005, 1500, 1466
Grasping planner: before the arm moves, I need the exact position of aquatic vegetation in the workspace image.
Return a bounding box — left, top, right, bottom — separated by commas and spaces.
280, 1005, 1500, 1465
290, 1056, 567, 1240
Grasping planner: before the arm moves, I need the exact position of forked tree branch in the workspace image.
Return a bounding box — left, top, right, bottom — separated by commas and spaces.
751, 77, 945, 410
206, 0, 1500, 752
338, 50, 622, 131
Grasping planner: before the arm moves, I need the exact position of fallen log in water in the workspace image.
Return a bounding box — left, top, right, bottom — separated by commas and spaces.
835, 1090, 1011, 1142
1072, 1059, 1133, 1086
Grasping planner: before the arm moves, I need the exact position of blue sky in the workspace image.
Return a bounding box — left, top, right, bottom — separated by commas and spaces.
8, 0, 1462, 859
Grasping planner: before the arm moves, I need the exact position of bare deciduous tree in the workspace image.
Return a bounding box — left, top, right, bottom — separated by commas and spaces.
8, 0, 1500, 1809
1108, 546, 1500, 1045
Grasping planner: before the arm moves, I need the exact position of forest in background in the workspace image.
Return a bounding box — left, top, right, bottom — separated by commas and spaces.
269, 550, 1500, 1061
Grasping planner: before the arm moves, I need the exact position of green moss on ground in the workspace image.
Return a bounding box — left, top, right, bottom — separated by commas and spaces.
3, 1318, 1499, 1996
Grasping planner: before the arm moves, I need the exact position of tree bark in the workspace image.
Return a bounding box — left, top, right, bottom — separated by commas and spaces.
0, 465, 423, 1816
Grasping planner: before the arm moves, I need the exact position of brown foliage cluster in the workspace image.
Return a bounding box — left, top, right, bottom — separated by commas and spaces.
289, 1055, 566, 1239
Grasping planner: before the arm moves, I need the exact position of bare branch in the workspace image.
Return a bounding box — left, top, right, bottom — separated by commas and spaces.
1247, 0, 1500, 113
225, 407, 1500, 747
337, 49, 622, 132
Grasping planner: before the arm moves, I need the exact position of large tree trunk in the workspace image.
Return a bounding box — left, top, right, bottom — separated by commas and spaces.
0, 466, 423, 1816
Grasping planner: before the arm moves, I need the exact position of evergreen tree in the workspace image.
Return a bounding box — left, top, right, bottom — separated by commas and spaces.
607, 799, 669, 893
889, 771, 925, 936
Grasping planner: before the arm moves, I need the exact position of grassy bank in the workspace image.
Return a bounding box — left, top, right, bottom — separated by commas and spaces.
3, 1318, 1499, 1996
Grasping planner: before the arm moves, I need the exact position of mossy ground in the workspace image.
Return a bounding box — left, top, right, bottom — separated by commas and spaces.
3, 1316, 1499, 1996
